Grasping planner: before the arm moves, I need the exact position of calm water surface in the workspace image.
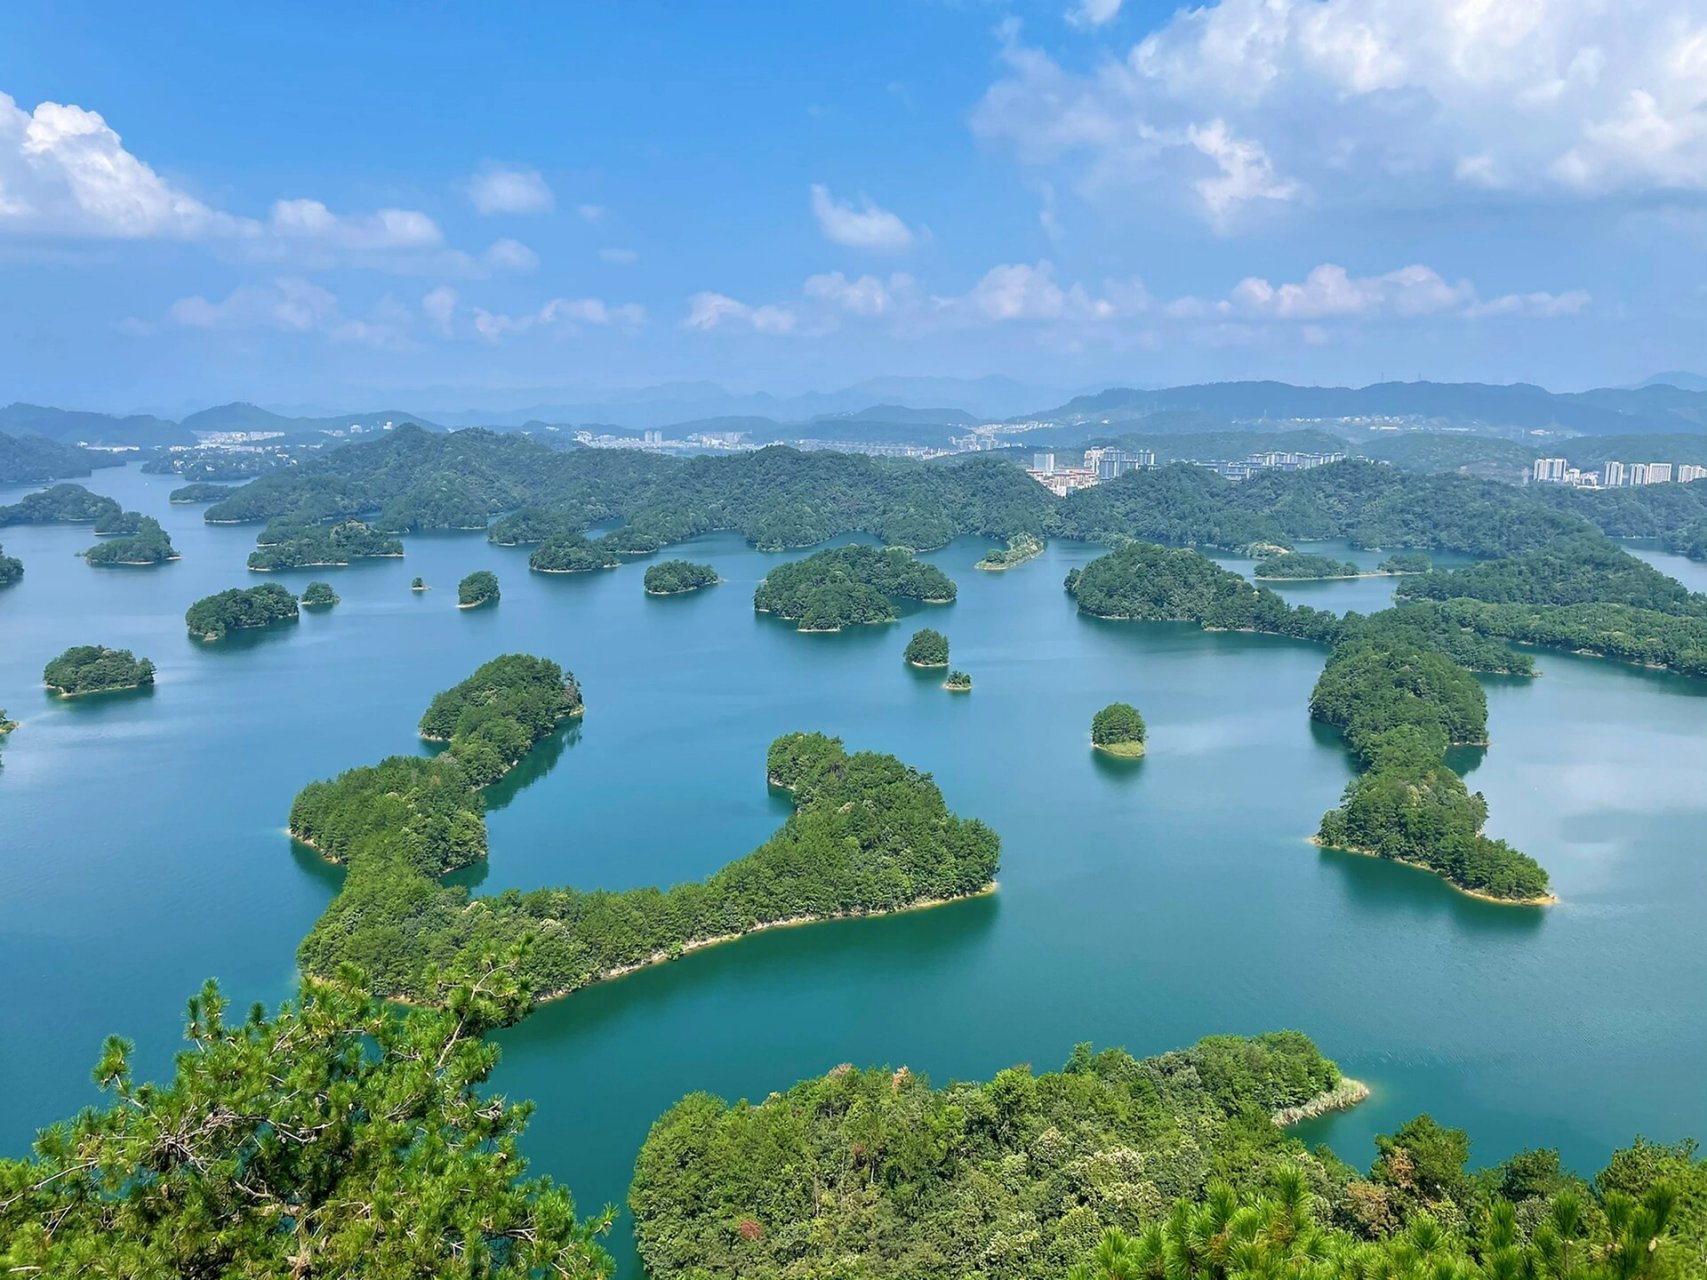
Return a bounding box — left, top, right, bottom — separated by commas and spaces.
2, 466, 1703, 1273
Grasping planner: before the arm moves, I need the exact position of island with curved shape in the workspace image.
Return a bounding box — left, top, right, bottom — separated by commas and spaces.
168, 481, 240, 505
185, 584, 301, 640
83, 516, 178, 566
457, 570, 500, 608
1091, 701, 1147, 757
300, 581, 339, 608
248, 518, 403, 570
0, 545, 20, 587
43, 645, 156, 696
903, 627, 949, 667
1253, 551, 1362, 580
529, 536, 622, 574
943, 669, 972, 692
643, 560, 719, 594
754, 545, 956, 632
0, 483, 120, 526
976, 532, 1043, 570
417, 654, 583, 785
1379, 550, 1433, 574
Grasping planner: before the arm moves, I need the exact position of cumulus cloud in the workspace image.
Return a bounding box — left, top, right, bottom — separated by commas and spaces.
482, 237, 538, 272
809, 184, 918, 252
974, 1, 1707, 223
945, 260, 1149, 326
802, 271, 915, 318
422, 285, 458, 335
167, 276, 410, 347
472, 295, 645, 341
1066, 0, 1122, 30
683, 291, 798, 334
464, 163, 554, 215
267, 199, 441, 251
1173, 262, 1589, 324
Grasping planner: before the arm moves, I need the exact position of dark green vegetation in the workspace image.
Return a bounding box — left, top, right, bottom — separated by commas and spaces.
82, 516, 177, 566
458, 569, 500, 608
0, 972, 614, 1279
1254, 550, 1361, 579
0, 432, 124, 484
293, 699, 999, 1005
529, 535, 623, 574
185, 584, 300, 640
1429, 600, 1707, 678
0, 544, 20, 587
904, 627, 950, 667
1357, 431, 1541, 479
1539, 476, 1707, 558
91, 508, 148, 536
1399, 535, 1707, 614
167, 481, 240, 504
643, 559, 719, 594
144, 446, 297, 482
944, 670, 973, 691
754, 545, 956, 631
1092, 702, 1147, 756
1380, 550, 1434, 574
416, 654, 583, 785
0, 482, 119, 526
300, 581, 338, 608
411, 575, 427, 591
42, 645, 156, 696
248, 517, 403, 570
634, 1033, 1700, 1280
977, 532, 1044, 569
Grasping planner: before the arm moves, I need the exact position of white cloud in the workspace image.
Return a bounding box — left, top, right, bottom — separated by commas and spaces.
809, 183, 918, 252
577, 203, 606, 223
599, 247, 638, 265
945, 260, 1148, 325
422, 285, 458, 335
1464, 289, 1592, 319
683, 291, 798, 334
1176, 262, 1588, 323
974, 1, 1707, 223
473, 295, 645, 341
267, 199, 441, 251
802, 271, 915, 318
1066, 0, 1122, 30
464, 164, 553, 215
167, 276, 410, 347
483, 237, 538, 272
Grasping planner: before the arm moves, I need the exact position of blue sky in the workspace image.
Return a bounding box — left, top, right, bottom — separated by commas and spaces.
2, 0, 1704, 411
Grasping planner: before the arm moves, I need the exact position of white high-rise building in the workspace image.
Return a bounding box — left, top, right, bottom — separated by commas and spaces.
1645, 462, 1674, 484
1033, 452, 1056, 476
1533, 457, 1568, 483
1679, 464, 1707, 484
1601, 460, 1626, 488
1628, 464, 1651, 485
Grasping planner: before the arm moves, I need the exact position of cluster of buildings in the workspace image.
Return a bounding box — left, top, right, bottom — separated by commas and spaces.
1532, 457, 1707, 488
1209, 449, 1346, 481
1026, 448, 1156, 495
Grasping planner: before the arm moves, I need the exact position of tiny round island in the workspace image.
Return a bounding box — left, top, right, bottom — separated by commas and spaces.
1091, 701, 1147, 758
904, 628, 949, 668
943, 670, 973, 692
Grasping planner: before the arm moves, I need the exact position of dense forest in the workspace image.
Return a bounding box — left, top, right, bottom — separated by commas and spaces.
300, 581, 338, 608
144, 445, 301, 481
1397, 534, 1707, 614
644, 559, 719, 594
0, 544, 20, 587
293, 687, 999, 1005
977, 532, 1044, 569
0, 431, 124, 484
632, 1034, 1701, 1280
904, 627, 949, 666
184, 583, 300, 640
0, 482, 119, 525
1254, 550, 1361, 579
248, 517, 403, 570
82, 515, 177, 565
1091, 701, 1146, 755
458, 569, 500, 607
42, 645, 156, 695
754, 545, 957, 631
167, 481, 239, 504
529, 534, 623, 573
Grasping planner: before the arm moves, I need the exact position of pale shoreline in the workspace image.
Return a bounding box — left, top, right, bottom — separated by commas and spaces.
1309, 836, 1556, 906
1271, 1077, 1371, 1126
1093, 740, 1146, 758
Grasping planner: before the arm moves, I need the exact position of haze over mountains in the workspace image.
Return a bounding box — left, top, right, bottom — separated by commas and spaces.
6, 373, 1707, 449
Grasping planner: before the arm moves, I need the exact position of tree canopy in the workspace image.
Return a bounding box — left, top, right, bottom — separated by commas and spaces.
904, 627, 950, 666
1092, 702, 1147, 751
300, 581, 339, 607
43, 645, 155, 695
83, 516, 177, 566
185, 583, 300, 640
458, 570, 500, 607
754, 545, 956, 631
643, 559, 719, 594
248, 517, 403, 570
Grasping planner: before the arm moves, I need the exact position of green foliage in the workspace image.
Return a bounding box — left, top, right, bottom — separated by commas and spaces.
1398, 535, 1707, 614
1059, 464, 1289, 548
0, 432, 122, 484
944, 669, 973, 689
0, 971, 614, 1278
92, 507, 147, 535
247, 517, 403, 570
1433, 598, 1707, 677
1309, 642, 1489, 762
458, 570, 499, 608
754, 545, 956, 631
184, 583, 300, 640
978, 532, 1044, 568
1092, 702, 1147, 746
146, 445, 296, 482
0, 482, 119, 526
42, 645, 155, 695
1667, 516, 1707, 560
300, 581, 339, 608
83, 515, 177, 565
0, 544, 20, 587
418, 654, 582, 786
411, 575, 426, 589
1540, 474, 1707, 547
528, 535, 622, 573
1254, 550, 1360, 578
630, 1033, 1345, 1280
167, 481, 240, 504
904, 627, 950, 666
1358, 431, 1540, 478
1336, 602, 1534, 675
644, 559, 719, 593
296, 723, 999, 1006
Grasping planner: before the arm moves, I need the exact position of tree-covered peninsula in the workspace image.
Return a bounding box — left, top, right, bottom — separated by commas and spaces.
167, 481, 239, 504
0, 544, 20, 587
43, 645, 156, 695
754, 545, 956, 631
292, 675, 999, 1005
904, 627, 949, 667
1379, 550, 1434, 574
0, 483, 120, 526
1092, 701, 1147, 756
458, 569, 499, 608
0, 431, 123, 484
0, 971, 615, 1279
528, 534, 622, 574
643, 559, 719, 594
248, 517, 403, 570
632, 1033, 1698, 1280
977, 531, 1044, 569
1253, 550, 1361, 579
82, 515, 177, 566
300, 581, 338, 608
185, 583, 300, 640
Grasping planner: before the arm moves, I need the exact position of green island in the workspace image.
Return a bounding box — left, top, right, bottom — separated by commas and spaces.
943, 669, 973, 691
643, 559, 719, 594
184, 583, 300, 640
528, 534, 623, 574
1253, 550, 1363, 579
0, 544, 20, 587
1380, 549, 1434, 574
300, 581, 338, 608
754, 545, 956, 631
91, 507, 148, 536
632, 1035, 1696, 1280
0, 482, 120, 526
1091, 701, 1147, 756
167, 481, 239, 504
0, 708, 14, 737
42, 645, 156, 696
290, 662, 998, 1005
0, 431, 123, 484
247, 517, 403, 571
411, 575, 428, 590
977, 531, 1044, 570
904, 626, 950, 667
458, 569, 500, 608
82, 516, 177, 566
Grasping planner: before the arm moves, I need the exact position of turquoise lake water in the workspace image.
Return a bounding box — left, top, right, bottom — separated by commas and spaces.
1, 464, 1703, 1272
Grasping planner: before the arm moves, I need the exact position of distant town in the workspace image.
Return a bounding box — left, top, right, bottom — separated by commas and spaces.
1532, 457, 1707, 488
1025, 447, 1347, 495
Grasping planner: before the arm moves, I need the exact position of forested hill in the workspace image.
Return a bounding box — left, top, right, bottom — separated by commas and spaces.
0, 433, 126, 485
